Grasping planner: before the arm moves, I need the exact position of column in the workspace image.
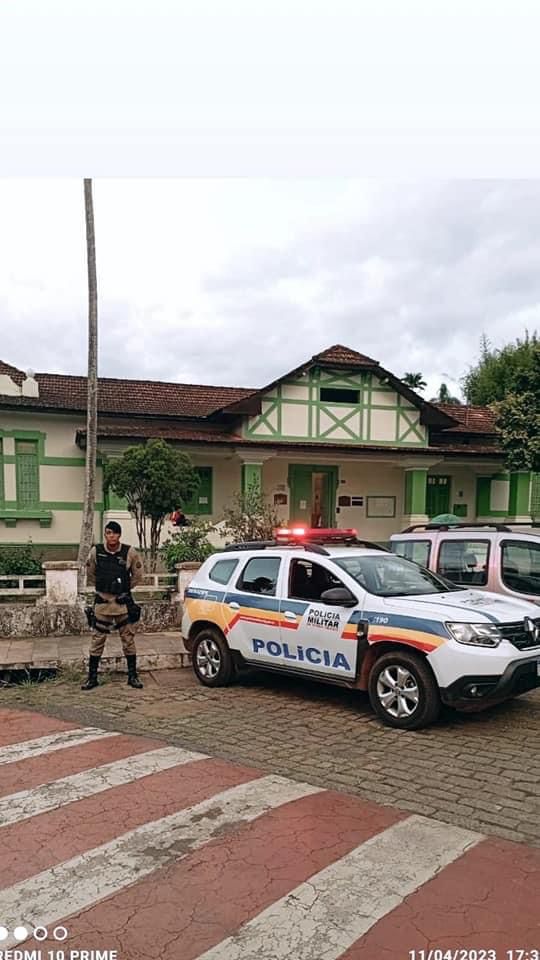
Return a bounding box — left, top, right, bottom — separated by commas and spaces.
507, 471, 532, 523
403, 467, 428, 526
41, 561, 79, 605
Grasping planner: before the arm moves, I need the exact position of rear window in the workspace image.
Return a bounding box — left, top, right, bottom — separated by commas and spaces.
437, 539, 489, 587
236, 556, 281, 596
391, 539, 431, 567
501, 539, 540, 596
208, 558, 239, 585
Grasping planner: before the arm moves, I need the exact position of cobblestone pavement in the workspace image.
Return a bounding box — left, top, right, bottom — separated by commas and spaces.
3, 666, 540, 846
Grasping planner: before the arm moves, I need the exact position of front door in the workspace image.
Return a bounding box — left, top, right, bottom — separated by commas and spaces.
289, 465, 338, 527
280, 556, 359, 680
427, 475, 450, 518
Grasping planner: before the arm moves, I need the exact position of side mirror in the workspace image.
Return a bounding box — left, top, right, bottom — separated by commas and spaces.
320, 587, 357, 607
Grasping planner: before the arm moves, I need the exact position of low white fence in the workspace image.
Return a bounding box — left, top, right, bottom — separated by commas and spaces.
0, 565, 196, 603
0, 574, 46, 598
132, 573, 177, 595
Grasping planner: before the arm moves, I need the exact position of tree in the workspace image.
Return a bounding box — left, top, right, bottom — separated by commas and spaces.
104, 440, 200, 570
222, 479, 280, 542
77, 179, 98, 593
401, 372, 427, 391
463, 331, 540, 405
430, 382, 462, 405
492, 392, 540, 472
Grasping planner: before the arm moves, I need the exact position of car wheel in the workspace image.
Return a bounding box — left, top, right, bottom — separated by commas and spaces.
192, 628, 235, 687
368, 650, 441, 730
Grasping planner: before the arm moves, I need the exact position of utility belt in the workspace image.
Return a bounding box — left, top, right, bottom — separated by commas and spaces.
85, 592, 142, 631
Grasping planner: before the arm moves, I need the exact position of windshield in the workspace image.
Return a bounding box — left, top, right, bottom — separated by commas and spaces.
334, 553, 462, 597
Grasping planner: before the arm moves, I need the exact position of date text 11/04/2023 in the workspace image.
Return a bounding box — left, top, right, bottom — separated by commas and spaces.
408, 951, 539, 960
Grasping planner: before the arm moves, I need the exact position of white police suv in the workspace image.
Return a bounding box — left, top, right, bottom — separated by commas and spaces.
181, 527, 540, 729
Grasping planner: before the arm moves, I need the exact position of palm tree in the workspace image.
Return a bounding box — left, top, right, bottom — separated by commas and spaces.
431, 382, 462, 405
402, 372, 427, 391
77, 179, 98, 593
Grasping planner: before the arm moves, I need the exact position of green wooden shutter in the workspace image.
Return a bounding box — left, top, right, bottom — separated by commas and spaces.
15, 440, 40, 507
531, 473, 540, 521
0, 439, 4, 505
183, 467, 213, 515
426, 475, 450, 518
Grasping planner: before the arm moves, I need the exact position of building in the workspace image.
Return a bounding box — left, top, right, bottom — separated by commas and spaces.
0, 345, 533, 555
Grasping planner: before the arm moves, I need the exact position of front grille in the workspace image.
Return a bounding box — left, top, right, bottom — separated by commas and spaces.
498, 618, 540, 650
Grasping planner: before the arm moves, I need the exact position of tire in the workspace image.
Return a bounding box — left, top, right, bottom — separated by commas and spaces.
368, 650, 441, 730
192, 628, 235, 687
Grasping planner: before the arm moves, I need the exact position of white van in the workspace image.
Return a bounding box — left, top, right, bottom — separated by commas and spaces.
390, 523, 540, 605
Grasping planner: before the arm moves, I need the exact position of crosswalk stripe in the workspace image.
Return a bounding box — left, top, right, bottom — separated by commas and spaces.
195, 814, 482, 960
2, 774, 321, 947
0, 757, 259, 889
0, 727, 119, 765
49, 788, 404, 960
0, 745, 207, 827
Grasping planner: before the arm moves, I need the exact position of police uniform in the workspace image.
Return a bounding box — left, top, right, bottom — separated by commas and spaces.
82, 542, 144, 689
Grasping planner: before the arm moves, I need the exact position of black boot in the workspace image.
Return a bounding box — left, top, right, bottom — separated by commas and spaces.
126, 654, 143, 689
81, 655, 100, 690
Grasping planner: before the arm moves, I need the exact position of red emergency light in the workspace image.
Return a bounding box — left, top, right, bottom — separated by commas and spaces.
274, 526, 358, 544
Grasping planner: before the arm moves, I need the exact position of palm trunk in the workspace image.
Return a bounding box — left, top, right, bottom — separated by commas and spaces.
77, 179, 98, 594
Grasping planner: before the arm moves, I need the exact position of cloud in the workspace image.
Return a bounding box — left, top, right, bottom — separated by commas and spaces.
2, 179, 540, 398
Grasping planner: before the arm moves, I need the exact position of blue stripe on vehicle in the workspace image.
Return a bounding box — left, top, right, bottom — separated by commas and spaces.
351, 609, 450, 639
398, 597, 501, 624
224, 593, 281, 612
185, 588, 226, 601
279, 600, 309, 614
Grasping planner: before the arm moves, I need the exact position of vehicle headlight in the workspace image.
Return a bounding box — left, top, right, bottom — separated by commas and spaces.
446, 622, 502, 647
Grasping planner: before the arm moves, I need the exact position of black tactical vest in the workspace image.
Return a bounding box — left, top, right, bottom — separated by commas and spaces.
95, 543, 131, 595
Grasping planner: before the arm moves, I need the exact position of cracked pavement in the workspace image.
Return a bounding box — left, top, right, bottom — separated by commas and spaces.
1, 690, 540, 959
4, 664, 540, 846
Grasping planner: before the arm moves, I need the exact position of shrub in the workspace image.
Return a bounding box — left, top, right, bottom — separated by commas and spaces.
161, 519, 215, 570
0, 542, 43, 576
221, 479, 280, 542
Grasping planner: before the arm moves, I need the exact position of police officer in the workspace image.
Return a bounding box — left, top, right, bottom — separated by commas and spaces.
82, 521, 145, 690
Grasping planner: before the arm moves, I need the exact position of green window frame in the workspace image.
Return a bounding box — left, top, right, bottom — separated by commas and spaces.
0, 438, 4, 506
15, 439, 40, 507
183, 467, 213, 515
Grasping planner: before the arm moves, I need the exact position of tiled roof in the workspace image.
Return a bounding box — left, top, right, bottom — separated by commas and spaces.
311, 344, 378, 367
435, 404, 498, 434
0, 355, 499, 447
76, 419, 502, 458
83, 419, 243, 443
0, 368, 255, 417
0, 360, 25, 386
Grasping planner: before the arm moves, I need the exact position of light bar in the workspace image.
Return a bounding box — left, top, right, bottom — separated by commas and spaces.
274, 527, 358, 544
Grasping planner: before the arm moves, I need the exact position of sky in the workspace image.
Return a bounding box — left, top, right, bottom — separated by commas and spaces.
2, 3, 540, 403
1, 178, 540, 402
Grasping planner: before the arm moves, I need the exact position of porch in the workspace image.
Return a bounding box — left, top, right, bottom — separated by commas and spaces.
100, 447, 534, 545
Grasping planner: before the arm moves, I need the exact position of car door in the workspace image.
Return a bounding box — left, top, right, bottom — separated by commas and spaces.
281, 556, 360, 680
223, 554, 284, 667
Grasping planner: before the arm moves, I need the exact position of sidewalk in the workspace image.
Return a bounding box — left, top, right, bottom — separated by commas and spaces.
0, 631, 191, 673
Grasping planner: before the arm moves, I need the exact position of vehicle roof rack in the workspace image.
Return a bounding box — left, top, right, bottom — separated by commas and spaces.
222, 540, 330, 555
400, 522, 514, 533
